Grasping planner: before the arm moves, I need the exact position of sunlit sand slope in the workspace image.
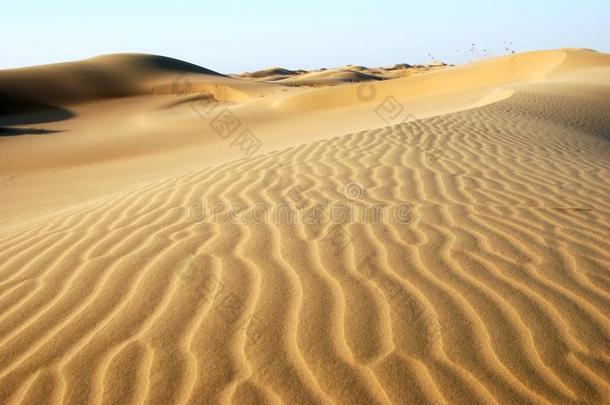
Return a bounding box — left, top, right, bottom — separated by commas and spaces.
0, 49, 609, 404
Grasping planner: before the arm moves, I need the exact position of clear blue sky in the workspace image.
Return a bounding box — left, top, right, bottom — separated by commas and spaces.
2, 0, 609, 73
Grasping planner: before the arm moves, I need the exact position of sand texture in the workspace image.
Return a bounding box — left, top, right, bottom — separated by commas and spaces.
1, 49, 610, 404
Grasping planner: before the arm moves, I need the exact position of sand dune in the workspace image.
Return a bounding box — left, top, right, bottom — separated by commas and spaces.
232, 63, 447, 87
1, 49, 609, 404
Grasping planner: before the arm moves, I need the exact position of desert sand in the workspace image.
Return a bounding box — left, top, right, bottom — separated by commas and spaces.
0, 48, 609, 404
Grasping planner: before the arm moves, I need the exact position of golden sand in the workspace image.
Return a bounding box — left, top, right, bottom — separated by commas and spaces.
0, 49, 609, 404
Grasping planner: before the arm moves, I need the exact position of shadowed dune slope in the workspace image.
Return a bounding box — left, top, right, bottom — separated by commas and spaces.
0, 54, 280, 118
0, 54, 223, 107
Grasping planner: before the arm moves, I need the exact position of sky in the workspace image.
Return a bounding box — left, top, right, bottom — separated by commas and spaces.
2, 0, 609, 73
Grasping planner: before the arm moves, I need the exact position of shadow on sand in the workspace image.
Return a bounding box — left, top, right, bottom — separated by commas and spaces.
0, 93, 73, 136
0, 127, 63, 137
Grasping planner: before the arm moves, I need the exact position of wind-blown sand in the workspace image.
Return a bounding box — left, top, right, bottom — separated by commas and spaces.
0, 49, 609, 404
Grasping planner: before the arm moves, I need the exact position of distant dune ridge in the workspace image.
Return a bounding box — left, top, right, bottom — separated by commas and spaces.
0, 48, 610, 404
0, 54, 222, 109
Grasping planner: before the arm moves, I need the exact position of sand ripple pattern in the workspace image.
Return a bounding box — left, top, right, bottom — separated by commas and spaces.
1, 89, 609, 404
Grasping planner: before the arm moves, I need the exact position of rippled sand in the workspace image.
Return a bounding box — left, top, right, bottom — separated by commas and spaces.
1, 49, 609, 404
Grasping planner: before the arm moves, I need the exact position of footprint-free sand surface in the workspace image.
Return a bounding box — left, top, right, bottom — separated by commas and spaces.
1, 49, 609, 404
